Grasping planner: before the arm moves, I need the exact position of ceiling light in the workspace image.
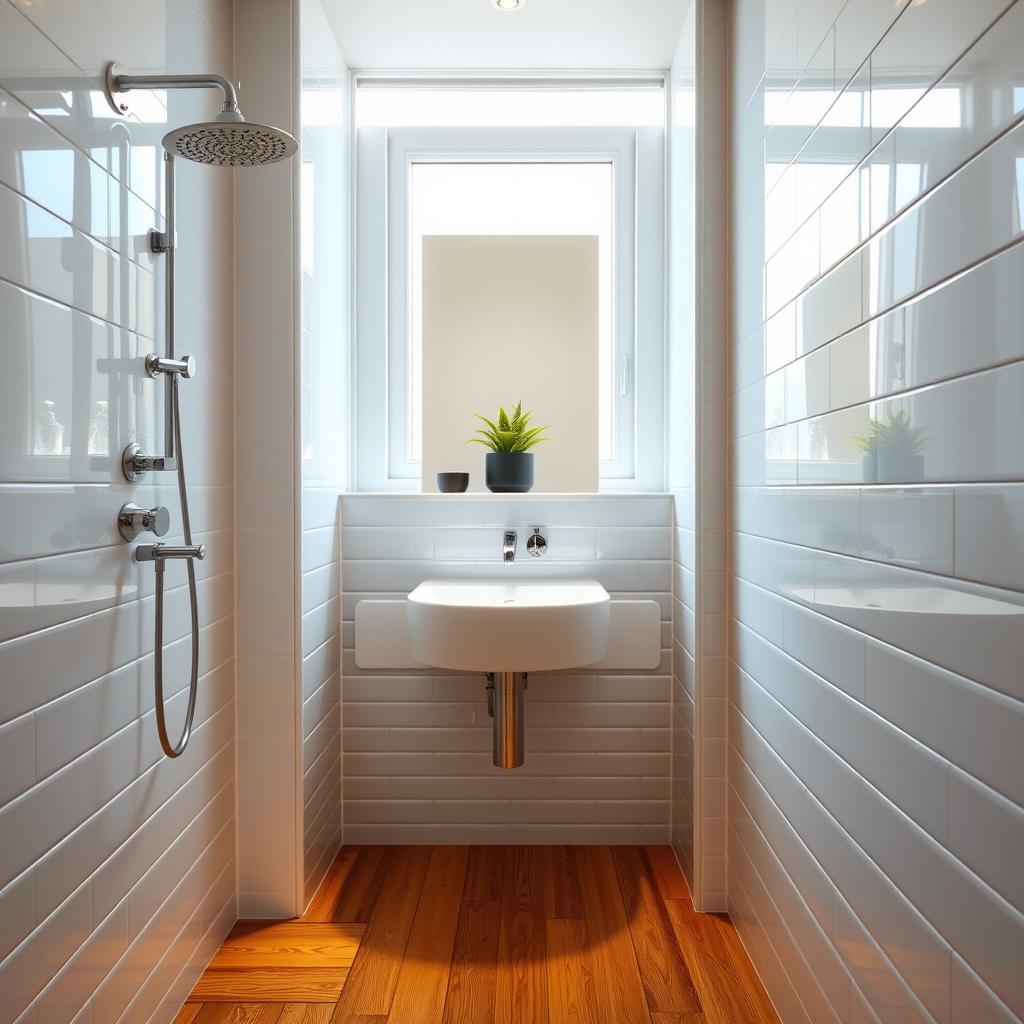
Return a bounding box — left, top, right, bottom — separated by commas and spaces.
492, 0, 524, 10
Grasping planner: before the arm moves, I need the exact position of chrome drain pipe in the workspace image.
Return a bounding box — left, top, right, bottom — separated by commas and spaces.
488, 672, 527, 768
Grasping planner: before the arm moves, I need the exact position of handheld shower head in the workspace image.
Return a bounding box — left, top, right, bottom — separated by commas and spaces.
162, 118, 297, 166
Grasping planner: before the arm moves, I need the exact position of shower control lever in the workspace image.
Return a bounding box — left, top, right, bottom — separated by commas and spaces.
145, 353, 196, 379
135, 543, 206, 563
118, 503, 171, 542
121, 442, 176, 481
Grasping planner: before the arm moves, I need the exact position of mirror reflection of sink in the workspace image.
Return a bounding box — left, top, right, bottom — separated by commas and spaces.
0, 581, 138, 640
0, 582, 135, 611
407, 579, 610, 673
790, 585, 1024, 621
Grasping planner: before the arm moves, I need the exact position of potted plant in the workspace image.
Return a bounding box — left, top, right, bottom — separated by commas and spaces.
851, 410, 928, 482
468, 401, 551, 493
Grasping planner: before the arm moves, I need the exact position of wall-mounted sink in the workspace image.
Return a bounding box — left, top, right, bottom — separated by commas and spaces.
407, 578, 610, 673
407, 579, 611, 769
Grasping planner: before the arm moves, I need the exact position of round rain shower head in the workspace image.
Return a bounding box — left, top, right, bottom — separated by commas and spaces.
162, 120, 297, 166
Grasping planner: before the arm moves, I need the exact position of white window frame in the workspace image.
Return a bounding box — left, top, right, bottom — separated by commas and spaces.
354, 123, 665, 491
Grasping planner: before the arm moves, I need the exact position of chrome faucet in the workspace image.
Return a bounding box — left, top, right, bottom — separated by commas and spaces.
503, 530, 517, 565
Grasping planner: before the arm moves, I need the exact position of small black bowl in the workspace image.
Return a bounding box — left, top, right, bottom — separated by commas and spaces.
437, 472, 470, 493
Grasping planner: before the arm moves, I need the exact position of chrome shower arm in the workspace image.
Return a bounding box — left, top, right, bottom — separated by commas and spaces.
104, 63, 241, 117
116, 73, 240, 112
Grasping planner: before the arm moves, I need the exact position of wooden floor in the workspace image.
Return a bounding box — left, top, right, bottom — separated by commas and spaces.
178, 845, 780, 1024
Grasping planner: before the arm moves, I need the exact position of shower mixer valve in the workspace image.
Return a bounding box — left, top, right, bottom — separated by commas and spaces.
118, 503, 171, 542
103, 59, 297, 759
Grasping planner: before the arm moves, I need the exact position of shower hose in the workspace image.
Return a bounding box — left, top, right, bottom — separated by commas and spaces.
153, 374, 200, 758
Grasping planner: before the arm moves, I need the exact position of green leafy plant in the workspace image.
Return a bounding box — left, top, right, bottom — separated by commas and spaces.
467, 401, 551, 454
851, 410, 929, 456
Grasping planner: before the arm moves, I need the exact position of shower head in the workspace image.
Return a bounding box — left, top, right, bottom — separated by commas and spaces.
162, 116, 297, 166
102, 63, 297, 166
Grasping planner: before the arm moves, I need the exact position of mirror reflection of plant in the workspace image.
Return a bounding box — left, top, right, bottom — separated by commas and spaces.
468, 402, 551, 453
851, 410, 929, 456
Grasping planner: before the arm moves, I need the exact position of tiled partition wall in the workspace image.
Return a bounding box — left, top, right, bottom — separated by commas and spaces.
233, 0, 303, 919
729, 0, 1024, 1022
340, 495, 673, 843
668, 3, 699, 893
0, 1, 237, 1021
668, 0, 730, 912
298, 0, 348, 912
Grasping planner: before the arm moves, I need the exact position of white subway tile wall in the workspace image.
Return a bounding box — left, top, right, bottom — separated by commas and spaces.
730, 1, 1024, 1023
0, 0, 237, 1020
340, 495, 673, 843
298, 0, 349, 912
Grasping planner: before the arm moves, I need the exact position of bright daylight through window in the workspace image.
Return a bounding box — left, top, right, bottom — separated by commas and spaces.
408, 162, 613, 463
353, 82, 665, 490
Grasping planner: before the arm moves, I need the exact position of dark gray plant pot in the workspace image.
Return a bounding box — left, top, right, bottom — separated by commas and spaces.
485, 452, 534, 493
863, 451, 924, 483
436, 472, 469, 493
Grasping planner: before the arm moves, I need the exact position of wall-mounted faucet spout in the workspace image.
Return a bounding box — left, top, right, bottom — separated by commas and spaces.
503, 530, 517, 564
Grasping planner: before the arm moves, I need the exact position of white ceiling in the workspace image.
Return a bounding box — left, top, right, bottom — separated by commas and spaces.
320, 0, 688, 71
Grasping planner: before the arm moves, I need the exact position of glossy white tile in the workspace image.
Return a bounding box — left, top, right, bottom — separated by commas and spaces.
730, 0, 1022, 1016
953, 484, 1024, 592
0, 0, 239, 1018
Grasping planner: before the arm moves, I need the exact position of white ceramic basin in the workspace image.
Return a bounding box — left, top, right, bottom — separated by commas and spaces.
407, 579, 610, 672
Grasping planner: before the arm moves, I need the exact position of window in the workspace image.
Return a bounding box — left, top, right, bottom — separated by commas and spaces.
353, 83, 665, 491
408, 162, 614, 464
356, 83, 665, 128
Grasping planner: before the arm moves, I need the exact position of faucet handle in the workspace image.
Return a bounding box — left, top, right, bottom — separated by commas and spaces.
526, 526, 548, 558
118, 502, 171, 542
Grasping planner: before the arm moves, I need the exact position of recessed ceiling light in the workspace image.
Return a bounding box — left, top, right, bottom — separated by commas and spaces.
492, 0, 524, 10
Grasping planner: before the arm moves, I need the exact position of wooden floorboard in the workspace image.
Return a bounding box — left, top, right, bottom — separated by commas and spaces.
612, 847, 701, 1017
575, 846, 651, 1024
279, 1007, 336, 1024
545, 918, 598, 1024
494, 846, 549, 1023
185, 845, 779, 1024
191, 968, 348, 1003
462, 845, 505, 904
644, 845, 692, 902
386, 845, 469, 1024
303, 848, 362, 923
192, 1005, 285, 1023
330, 846, 395, 924
330, 845, 433, 1021
541, 845, 584, 921
210, 923, 365, 969
665, 900, 781, 1024
441, 890, 501, 1024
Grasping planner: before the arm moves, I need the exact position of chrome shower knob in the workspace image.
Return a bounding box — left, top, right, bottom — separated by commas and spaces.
118, 503, 171, 542
145, 353, 196, 379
